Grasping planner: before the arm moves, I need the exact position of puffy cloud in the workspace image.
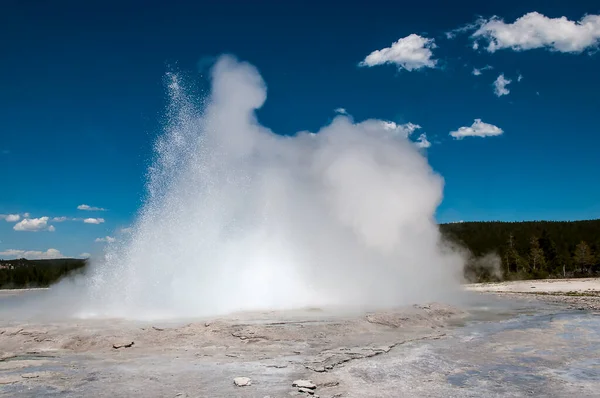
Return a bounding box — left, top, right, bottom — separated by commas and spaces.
77, 204, 106, 211
83, 218, 105, 224
493, 74, 511, 97
359, 34, 437, 71
95, 236, 116, 243
334, 108, 348, 115
472, 12, 600, 53
472, 65, 493, 76
450, 119, 503, 139
0, 214, 20, 222
13, 217, 55, 232
415, 133, 431, 149
0, 248, 65, 260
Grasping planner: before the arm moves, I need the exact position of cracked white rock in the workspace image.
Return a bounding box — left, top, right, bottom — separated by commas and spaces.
233, 376, 252, 386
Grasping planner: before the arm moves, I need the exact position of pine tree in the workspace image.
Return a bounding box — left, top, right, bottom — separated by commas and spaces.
504, 233, 521, 273
538, 229, 557, 272
573, 241, 594, 274
529, 236, 546, 272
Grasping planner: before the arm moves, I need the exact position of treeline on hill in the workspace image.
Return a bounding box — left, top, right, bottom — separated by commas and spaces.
441, 219, 600, 282
1, 220, 599, 288
0, 258, 87, 289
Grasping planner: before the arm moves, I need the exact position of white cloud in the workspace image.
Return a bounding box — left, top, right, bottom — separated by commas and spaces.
83, 218, 105, 224
415, 133, 431, 149
13, 217, 55, 232
450, 119, 504, 139
359, 34, 437, 71
23, 212, 30, 218
79, 252, 91, 258
77, 204, 106, 211
446, 20, 482, 39
472, 12, 600, 53
334, 108, 348, 115
493, 74, 511, 96
472, 65, 493, 76
377, 122, 429, 147
52, 216, 69, 222
0, 248, 65, 260
95, 236, 116, 243
0, 214, 20, 222
517, 73, 523, 82
379, 121, 422, 137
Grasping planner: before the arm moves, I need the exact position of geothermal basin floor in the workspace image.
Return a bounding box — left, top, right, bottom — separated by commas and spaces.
1, 287, 600, 397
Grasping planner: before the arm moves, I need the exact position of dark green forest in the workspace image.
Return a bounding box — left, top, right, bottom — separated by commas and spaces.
441, 219, 600, 282
1, 219, 599, 288
0, 258, 87, 289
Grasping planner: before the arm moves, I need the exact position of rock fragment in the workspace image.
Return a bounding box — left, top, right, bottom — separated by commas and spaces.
293, 379, 317, 389
233, 376, 252, 386
112, 342, 134, 349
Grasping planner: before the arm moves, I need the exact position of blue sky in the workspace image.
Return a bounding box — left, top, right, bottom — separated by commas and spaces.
1, 0, 600, 259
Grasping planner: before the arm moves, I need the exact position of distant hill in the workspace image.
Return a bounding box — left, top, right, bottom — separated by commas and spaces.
0, 258, 87, 289
440, 219, 600, 281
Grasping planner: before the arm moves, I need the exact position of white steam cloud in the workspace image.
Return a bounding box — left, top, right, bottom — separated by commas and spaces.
36, 55, 464, 320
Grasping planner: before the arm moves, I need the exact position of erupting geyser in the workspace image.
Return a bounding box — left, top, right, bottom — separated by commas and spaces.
61, 55, 463, 319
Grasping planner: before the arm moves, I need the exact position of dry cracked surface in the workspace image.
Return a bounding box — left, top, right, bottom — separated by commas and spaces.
0, 303, 462, 397
1, 298, 599, 397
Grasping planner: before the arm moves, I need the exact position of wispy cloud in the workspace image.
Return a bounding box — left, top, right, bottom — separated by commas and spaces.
359, 34, 437, 71
83, 218, 105, 224
472, 12, 600, 53
95, 236, 116, 243
445, 20, 482, 39
334, 108, 349, 115
0, 248, 64, 260
450, 119, 504, 139
77, 204, 107, 211
79, 252, 91, 258
472, 65, 493, 76
493, 74, 511, 97
13, 217, 55, 232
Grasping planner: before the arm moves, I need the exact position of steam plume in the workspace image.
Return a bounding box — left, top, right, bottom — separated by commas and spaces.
11, 56, 465, 320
